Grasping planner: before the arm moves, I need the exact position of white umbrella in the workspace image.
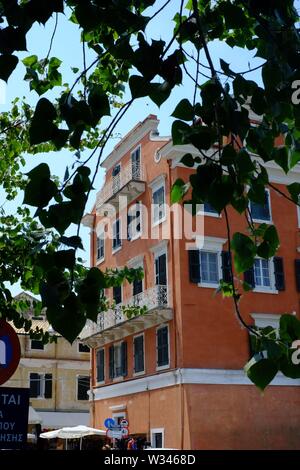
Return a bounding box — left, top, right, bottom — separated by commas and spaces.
40, 425, 106, 450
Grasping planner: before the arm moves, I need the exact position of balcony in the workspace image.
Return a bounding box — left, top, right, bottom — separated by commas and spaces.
96, 161, 146, 210
80, 285, 173, 346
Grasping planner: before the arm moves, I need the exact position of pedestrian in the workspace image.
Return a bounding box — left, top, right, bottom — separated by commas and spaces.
127, 437, 137, 450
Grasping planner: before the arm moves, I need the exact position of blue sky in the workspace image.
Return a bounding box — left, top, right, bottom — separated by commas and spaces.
1, 0, 267, 294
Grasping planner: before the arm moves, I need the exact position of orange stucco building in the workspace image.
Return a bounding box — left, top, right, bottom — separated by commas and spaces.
81, 115, 300, 449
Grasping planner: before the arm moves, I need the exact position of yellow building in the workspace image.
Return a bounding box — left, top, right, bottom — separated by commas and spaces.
3, 292, 90, 433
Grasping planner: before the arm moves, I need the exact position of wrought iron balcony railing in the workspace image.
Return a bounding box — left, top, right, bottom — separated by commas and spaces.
96, 160, 145, 209
80, 285, 171, 340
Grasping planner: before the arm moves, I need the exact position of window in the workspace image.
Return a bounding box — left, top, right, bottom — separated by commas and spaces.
152, 185, 166, 225
96, 348, 105, 383
254, 258, 271, 288
156, 325, 169, 369
151, 428, 164, 448
128, 202, 141, 241
112, 163, 121, 194
203, 202, 219, 216
97, 233, 105, 261
133, 276, 143, 297
109, 342, 127, 379
77, 376, 90, 400
200, 251, 219, 284
244, 257, 285, 293
30, 340, 44, 350
113, 286, 122, 305
131, 146, 141, 180
29, 373, 52, 399
78, 343, 90, 353
112, 218, 122, 251
134, 335, 144, 374
249, 190, 271, 222
155, 252, 167, 305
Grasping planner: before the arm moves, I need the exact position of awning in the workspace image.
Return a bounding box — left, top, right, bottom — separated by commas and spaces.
28, 406, 42, 425
38, 411, 89, 429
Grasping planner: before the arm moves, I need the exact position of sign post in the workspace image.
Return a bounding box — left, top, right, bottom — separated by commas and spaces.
0, 387, 29, 449
0, 320, 21, 386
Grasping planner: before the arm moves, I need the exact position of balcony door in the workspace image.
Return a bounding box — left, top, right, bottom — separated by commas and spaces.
155, 253, 167, 306
131, 147, 141, 180
112, 163, 121, 194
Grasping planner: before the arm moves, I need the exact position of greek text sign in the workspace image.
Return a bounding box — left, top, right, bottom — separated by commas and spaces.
0, 387, 29, 449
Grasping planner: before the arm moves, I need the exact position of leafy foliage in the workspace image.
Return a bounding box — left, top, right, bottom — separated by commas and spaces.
0, 0, 300, 389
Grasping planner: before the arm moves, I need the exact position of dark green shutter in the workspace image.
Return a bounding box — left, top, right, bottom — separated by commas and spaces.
29, 373, 40, 398
109, 345, 114, 379
244, 267, 255, 288
157, 326, 169, 367
273, 257, 285, 291
121, 342, 127, 377
188, 250, 200, 283
96, 349, 105, 382
221, 251, 232, 283
295, 259, 300, 292
134, 336, 144, 373
44, 374, 52, 399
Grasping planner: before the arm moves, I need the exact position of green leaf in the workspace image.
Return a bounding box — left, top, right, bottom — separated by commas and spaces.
279, 314, 300, 343
256, 225, 279, 259
290, 149, 300, 169
245, 358, 278, 390
171, 178, 189, 203
23, 164, 57, 208
60, 236, 84, 250
220, 145, 237, 165
287, 182, 300, 203
181, 153, 195, 167
231, 232, 256, 273
149, 82, 172, 107
129, 75, 149, 99
171, 120, 191, 145
219, 59, 235, 77
172, 99, 194, 121
0, 54, 18, 81
273, 146, 289, 174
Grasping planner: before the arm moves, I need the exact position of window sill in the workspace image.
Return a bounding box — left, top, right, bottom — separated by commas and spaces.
95, 380, 105, 386
156, 364, 170, 371
253, 288, 278, 295
130, 233, 142, 242
113, 376, 125, 383
96, 257, 105, 265
112, 245, 122, 255
198, 282, 219, 289
252, 218, 273, 225
133, 370, 145, 377
198, 211, 221, 218
152, 216, 167, 228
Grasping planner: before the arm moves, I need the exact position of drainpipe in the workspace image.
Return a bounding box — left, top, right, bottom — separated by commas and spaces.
168, 158, 184, 450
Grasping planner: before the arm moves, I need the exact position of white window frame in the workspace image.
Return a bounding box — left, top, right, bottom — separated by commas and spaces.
150, 175, 166, 227
133, 333, 145, 376
96, 347, 105, 385
156, 324, 170, 371
76, 375, 90, 401
253, 257, 278, 294
128, 201, 142, 242
150, 428, 165, 448
28, 372, 50, 399
196, 237, 226, 289
153, 242, 168, 286
251, 313, 281, 331
113, 341, 124, 381
96, 230, 105, 263
112, 411, 126, 425
112, 218, 122, 254
249, 188, 272, 224
131, 144, 142, 180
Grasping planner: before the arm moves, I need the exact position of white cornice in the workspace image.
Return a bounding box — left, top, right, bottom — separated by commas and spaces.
101, 117, 160, 171
20, 358, 89, 370
92, 368, 300, 401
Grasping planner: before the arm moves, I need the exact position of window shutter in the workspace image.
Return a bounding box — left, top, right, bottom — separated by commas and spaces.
121, 342, 127, 377
29, 373, 40, 398
44, 374, 52, 399
188, 250, 200, 283
109, 345, 114, 379
295, 259, 300, 292
158, 254, 167, 286
134, 336, 144, 373
96, 349, 104, 382
133, 278, 143, 296
273, 257, 285, 291
244, 267, 255, 288
157, 326, 169, 367
221, 251, 232, 283
113, 286, 122, 305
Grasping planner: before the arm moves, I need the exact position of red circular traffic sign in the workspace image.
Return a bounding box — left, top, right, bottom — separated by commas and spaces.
0, 320, 21, 386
